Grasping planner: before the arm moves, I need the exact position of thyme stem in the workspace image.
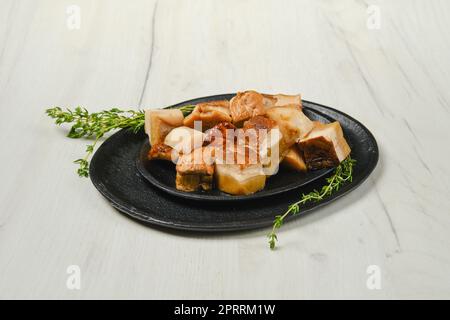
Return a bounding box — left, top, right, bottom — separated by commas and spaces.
268, 157, 356, 250
45, 105, 195, 177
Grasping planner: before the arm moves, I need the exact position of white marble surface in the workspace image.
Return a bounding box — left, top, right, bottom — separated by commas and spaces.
0, 0, 449, 299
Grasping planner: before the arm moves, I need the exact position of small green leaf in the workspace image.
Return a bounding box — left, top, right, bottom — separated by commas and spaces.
268, 157, 356, 250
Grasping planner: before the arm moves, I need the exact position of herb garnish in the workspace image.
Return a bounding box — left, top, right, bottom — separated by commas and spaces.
46, 106, 355, 251
45, 105, 195, 177
267, 157, 356, 250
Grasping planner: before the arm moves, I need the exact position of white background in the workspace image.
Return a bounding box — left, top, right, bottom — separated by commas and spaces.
0, 0, 449, 299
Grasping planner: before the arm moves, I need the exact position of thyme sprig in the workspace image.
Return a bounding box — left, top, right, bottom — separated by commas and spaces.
46, 105, 356, 250
268, 157, 356, 250
45, 105, 195, 177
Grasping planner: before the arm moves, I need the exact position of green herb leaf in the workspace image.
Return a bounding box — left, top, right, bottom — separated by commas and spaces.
46, 105, 196, 177
267, 157, 356, 250
178, 104, 196, 116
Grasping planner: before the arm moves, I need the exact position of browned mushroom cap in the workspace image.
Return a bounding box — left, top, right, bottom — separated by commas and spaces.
183, 100, 231, 131
229, 91, 266, 124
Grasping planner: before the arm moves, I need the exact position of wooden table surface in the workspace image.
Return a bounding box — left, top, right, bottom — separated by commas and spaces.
1, 0, 449, 299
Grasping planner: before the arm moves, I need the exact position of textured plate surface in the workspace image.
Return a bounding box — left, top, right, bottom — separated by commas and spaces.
137, 132, 333, 201
89, 94, 378, 231
137, 143, 332, 201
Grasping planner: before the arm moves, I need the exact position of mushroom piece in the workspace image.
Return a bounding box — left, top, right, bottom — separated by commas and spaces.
144, 109, 184, 146
147, 143, 174, 161
214, 163, 266, 195
164, 126, 205, 156
298, 121, 351, 170
281, 146, 307, 172
229, 91, 266, 124
265, 105, 314, 156
183, 100, 232, 131
262, 93, 302, 110
175, 147, 215, 192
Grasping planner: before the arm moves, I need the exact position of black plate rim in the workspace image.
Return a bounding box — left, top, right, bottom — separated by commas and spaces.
136, 141, 335, 202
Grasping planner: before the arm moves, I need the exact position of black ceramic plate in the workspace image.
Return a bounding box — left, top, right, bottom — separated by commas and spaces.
89, 94, 378, 232
137, 145, 333, 202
